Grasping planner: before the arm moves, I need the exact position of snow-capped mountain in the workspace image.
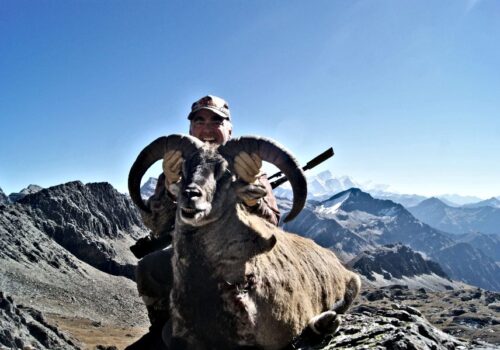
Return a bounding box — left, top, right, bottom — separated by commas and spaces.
408, 197, 500, 235
273, 171, 426, 207
140, 177, 158, 199
281, 202, 374, 262
273, 171, 487, 208
274, 171, 366, 201
311, 189, 454, 254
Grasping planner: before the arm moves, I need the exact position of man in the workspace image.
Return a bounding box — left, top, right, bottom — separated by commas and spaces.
127, 95, 280, 349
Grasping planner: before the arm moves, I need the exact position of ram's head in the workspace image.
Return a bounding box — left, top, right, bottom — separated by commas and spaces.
128, 135, 307, 227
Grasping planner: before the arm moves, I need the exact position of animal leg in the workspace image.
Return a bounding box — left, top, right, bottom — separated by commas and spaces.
308, 310, 341, 336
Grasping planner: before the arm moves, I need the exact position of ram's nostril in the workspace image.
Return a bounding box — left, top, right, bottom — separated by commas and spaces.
183, 186, 202, 199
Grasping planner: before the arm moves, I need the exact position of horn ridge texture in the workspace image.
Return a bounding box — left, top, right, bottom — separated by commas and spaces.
128, 134, 203, 213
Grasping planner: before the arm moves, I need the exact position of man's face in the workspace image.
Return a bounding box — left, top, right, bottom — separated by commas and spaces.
189, 109, 232, 145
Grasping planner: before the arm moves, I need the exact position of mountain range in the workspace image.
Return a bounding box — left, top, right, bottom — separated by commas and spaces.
0, 181, 148, 319
273, 170, 496, 208
1, 180, 499, 348
408, 197, 500, 235
281, 188, 500, 291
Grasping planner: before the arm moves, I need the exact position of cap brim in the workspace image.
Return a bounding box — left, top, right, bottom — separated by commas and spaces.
188, 107, 231, 121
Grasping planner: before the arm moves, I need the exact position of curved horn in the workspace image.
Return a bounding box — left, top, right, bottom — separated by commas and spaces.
219, 136, 307, 222
128, 134, 204, 213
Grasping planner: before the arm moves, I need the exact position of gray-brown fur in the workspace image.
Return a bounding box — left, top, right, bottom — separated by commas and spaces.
128, 135, 361, 350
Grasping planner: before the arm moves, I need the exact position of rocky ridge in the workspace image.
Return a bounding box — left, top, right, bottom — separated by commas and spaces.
454, 232, 500, 261
13, 181, 147, 279
0, 181, 149, 341
348, 244, 461, 291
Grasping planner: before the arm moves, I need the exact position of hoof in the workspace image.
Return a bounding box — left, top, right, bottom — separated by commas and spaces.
308, 310, 341, 335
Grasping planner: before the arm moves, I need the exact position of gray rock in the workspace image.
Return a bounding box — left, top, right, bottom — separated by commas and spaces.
305, 303, 488, 350
3, 181, 148, 279
0, 291, 80, 350
488, 303, 500, 312
350, 244, 449, 281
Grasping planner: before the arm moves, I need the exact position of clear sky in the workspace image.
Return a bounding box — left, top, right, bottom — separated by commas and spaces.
1, 0, 499, 198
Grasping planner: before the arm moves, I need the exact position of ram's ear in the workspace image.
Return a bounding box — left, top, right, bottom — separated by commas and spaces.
261, 233, 277, 252
237, 206, 278, 254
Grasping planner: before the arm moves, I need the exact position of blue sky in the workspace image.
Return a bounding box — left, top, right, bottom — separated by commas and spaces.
1, 0, 499, 198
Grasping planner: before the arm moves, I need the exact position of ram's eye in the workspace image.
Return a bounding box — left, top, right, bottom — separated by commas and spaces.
213, 162, 227, 180
222, 169, 232, 179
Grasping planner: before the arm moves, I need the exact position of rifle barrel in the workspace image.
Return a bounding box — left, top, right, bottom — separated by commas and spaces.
303, 147, 334, 171
270, 147, 334, 189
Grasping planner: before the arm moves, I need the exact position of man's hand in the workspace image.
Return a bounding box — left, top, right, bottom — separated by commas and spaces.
234, 152, 262, 183
163, 150, 183, 185
234, 152, 263, 207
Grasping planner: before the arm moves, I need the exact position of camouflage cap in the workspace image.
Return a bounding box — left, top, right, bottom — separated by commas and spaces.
188, 95, 231, 121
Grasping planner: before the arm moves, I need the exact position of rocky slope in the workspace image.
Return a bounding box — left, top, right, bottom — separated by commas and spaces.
348, 244, 463, 291
11, 181, 148, 279
0, 292, 80, 350
356, 285, 500, 347
454, 232, 500, 262
0, 203, 147, 329
0, 181, 149, 336
4, 286, 498, 350
433, 242, 500, 290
